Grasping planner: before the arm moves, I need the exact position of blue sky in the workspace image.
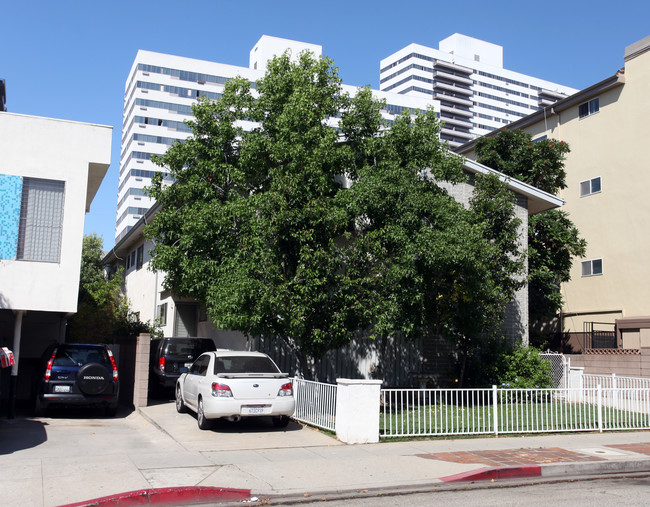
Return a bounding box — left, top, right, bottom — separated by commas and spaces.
2, 1, 648, 249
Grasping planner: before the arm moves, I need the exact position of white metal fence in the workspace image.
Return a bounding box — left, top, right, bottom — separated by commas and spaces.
583, 373, 650, 390
292, 378, 337, 432
380, 386, 650, 438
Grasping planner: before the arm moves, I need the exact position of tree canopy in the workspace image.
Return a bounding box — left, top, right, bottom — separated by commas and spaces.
475, 130, 586, 343
146, 52, 525, 378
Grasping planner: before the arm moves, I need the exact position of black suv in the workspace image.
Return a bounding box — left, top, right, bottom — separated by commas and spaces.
35, 344, 119, 416
149, 337, 216, 394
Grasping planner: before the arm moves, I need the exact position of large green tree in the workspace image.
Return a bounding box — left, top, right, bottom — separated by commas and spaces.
146, 52, 525, 378
475, 130, 587, 343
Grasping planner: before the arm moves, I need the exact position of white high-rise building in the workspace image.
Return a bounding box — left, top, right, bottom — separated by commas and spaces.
116, 36, 437, 241
380, 34, 578, 147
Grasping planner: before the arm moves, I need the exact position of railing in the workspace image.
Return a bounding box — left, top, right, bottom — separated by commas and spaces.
583, 373, 650, 390
380, 386, 650, 438
292, 378, 337, 432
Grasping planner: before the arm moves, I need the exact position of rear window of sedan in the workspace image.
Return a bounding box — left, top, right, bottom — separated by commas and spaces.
214, 356, 280, 374
163, 339, 214, 356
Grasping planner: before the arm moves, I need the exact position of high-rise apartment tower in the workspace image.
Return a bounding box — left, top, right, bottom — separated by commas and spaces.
380, 34, 578, 147
116, 36, 436, 241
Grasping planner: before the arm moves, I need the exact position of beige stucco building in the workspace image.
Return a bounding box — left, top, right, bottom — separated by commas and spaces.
458, 35, 650, 343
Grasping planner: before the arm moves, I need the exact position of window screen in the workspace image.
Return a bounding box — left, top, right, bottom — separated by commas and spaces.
17, 178, 65, 262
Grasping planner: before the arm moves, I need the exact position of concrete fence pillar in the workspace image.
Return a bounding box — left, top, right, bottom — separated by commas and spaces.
133, 333, 151, 408
335, 378, 382, 444
569, 366, 584, 389
569, 366, 585, 404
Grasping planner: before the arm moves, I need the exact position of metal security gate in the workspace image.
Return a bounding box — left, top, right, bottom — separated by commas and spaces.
539, 352, 568, 389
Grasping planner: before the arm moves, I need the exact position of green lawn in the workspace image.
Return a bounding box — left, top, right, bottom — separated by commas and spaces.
380, 396, 650, 437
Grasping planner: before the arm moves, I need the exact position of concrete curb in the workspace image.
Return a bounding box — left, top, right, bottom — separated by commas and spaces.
541, 459, 650, 478
439, 458, 650, 483
58, 486, 251, 507
441, 465, 542, 482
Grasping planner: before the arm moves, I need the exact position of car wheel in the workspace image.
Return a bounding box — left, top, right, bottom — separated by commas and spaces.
175, 384, 187, 413
197, 397, 212, 430
77, 363, 111, 395
272, 415, 290, 428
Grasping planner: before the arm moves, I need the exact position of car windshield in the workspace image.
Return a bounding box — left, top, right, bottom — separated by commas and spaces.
53, 346, 109, 367
163, 340, 214, 356
214, 355, 280, 374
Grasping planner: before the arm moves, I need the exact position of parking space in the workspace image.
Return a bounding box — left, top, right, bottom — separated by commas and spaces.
140, 400, 341, 452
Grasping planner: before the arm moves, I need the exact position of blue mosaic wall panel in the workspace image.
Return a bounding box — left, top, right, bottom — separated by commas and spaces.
0, 174, 23, 260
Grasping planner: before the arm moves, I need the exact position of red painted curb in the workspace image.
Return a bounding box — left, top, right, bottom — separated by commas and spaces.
441, 465, 542, 483
58, 486, 252, 506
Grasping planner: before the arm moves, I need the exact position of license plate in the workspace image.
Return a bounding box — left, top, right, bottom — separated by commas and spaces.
54, 385, 71, 393
184, 362, 192, 368
244, 406, 267, 415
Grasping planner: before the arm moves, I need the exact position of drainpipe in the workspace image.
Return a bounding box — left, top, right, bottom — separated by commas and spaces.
8, 310, 24, 419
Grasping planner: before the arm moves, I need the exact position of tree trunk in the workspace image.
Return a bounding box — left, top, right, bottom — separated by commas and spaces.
294, 347, 315, 381
458, 351, 467, 388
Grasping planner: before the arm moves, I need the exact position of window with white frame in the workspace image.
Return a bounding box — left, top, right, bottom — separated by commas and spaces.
582, 258, 603, 277
16, 178, 65, 262
157, 302, 167, 326
578, 98, 599, 118
580, 176, 601, 197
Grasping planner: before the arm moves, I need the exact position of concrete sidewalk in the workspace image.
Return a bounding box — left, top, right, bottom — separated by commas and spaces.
2, 401, 650, 506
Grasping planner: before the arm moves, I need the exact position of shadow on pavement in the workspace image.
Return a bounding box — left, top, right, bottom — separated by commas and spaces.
208, 416, 304, 433
0, 417, 48, 455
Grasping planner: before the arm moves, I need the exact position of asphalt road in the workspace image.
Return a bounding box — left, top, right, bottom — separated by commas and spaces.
294, 474, 650, 506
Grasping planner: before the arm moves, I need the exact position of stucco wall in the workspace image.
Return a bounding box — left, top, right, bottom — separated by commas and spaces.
472, 41, 650, 333
568, 350, 650, 378
0, 113, 112, 313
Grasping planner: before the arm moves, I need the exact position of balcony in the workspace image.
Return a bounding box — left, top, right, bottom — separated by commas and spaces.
436, 94, 473, 108
433, 60, 472, 75
432, 69, 473, 86
433, 81, 473, 96
440, 104, 473, 118
440, 126, 474, 140
440, 115, 472, 129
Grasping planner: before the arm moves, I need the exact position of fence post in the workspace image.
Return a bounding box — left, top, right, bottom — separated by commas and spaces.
335, 378, 382, 444
597, 384, 603, 432
492, 385, 498, 436
569, 366, 584, 404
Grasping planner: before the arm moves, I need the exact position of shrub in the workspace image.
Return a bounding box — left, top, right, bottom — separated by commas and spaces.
495, 346, 553, 389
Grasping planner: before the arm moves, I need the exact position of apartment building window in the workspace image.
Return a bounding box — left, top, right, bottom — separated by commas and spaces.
136, 245, 144, 269
582, 259, 603, 277
580, 177, 601, 197
17, 178, 65, 262
157, 303, 167, 326
579, 98, 599, 118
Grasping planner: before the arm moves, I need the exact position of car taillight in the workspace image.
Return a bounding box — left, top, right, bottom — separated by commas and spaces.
44, 354, 55, 381
211, 383, 232, 397
158, 356, 166, 372
107, 348, 119, 381
278, 382, 293, 397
